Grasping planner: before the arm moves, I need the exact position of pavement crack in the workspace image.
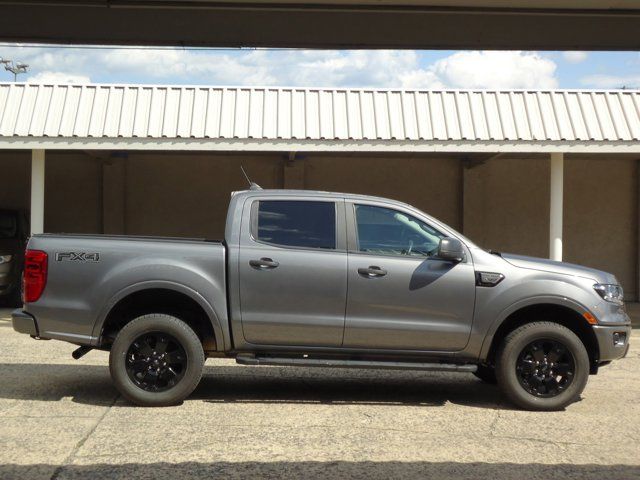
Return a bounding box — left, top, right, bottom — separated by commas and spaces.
488, 410, 501, 437
49, 393, 119, 480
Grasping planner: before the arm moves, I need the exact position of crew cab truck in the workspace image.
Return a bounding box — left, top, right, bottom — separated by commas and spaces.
12, 188, 631, 410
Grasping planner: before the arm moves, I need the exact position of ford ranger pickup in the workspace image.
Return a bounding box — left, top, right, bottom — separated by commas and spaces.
12, 188, 631, 410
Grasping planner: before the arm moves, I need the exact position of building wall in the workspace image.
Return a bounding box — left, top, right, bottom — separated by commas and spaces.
463, 156, 550, 258
121, 153, 462, 238
0, 149, 637, 298
463, 154, 638, 298
44, 152, 103, 234
304, 155, 463, 230
0, 151, 30, 211
124, 152, 284, 239
564, 156, 638, 299
0, 150, 102, 233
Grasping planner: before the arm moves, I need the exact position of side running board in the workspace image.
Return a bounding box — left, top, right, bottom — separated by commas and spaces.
236, 354, 477, 372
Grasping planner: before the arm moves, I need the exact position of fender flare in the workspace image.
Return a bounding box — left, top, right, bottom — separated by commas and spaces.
91, 280, 226, 351
478, 295, 594, 360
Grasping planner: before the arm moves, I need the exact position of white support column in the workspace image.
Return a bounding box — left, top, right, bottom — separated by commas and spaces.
30, 149, 45, 235
549, 152, 564, 261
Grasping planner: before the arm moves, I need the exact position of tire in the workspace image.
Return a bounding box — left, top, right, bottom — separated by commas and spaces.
473, 364, 497, 384
495, 322, 589, 411
109, 314, 205, 407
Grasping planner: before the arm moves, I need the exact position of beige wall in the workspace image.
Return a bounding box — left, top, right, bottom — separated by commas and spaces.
124, 152, 284, 239
44, 152, 103, 234
122, 153, 462, 238
0, 150, 102, 233
0, 151, 30, 211
463, 154, 638, 299
564, 156, 638, 298
0, 149, 637, 298
463, 156, 550, 259
304, 155, 463, 230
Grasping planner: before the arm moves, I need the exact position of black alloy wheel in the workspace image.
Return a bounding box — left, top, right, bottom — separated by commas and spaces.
495, 321, 589, 411
125, 332, 188, 392
109, 314, 205, 407
515, 339, 575, 398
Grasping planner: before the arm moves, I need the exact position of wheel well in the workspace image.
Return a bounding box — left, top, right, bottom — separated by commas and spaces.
485, 304, 599, 369
100, 288, 216, 351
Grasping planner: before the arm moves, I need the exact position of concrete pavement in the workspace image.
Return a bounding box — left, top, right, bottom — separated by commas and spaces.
0, 308, 638, 479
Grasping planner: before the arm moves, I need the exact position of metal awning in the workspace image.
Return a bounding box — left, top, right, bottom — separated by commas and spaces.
1, 83, 640, 153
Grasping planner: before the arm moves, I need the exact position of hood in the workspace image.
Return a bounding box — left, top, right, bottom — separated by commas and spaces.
501, 253, 618, 284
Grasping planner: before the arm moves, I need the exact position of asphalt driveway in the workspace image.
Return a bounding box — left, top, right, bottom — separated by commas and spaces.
0, 308, 638, 480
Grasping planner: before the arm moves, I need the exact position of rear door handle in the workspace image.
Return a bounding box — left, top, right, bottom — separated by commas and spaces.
358, 266, 387, 278
249, 257, 280, 269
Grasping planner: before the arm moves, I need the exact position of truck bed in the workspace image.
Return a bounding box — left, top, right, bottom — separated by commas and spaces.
25, 233, 228, 347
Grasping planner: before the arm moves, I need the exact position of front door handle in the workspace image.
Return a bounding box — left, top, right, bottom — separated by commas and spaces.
249, 257, 280, 269
358, 266, 387, 278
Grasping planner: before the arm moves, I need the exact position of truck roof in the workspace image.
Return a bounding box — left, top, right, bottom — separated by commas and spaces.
232, 188, 411, 207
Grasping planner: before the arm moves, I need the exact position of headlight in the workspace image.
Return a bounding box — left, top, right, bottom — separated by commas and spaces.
593, 284, 624, 305
0, 255, 13, 264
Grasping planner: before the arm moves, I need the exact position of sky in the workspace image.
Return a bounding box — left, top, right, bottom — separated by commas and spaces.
0, 45, 639, 90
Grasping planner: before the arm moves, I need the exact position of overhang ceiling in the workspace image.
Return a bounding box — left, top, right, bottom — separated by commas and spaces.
0, 1, 639, 50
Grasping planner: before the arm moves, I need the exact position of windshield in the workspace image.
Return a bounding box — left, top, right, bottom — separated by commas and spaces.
0, 212, 18, 239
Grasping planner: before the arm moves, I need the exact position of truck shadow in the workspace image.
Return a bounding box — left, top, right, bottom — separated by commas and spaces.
195, 366, 508, 409
0, 362, 513, 410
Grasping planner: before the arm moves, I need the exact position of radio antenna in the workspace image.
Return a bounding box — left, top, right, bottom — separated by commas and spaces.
240, 165, 262, 191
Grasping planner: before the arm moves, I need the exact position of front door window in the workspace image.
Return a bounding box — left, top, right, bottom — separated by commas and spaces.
355, 204, 444, 257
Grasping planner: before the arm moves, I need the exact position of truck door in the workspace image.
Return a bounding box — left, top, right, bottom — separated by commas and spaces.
343, 202, 476, 351
239, 197, 347, 347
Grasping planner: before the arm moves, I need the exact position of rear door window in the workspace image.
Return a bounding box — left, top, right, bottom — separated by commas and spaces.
255, 200, 336, 250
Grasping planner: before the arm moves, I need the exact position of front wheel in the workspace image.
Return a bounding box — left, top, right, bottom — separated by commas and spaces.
109, 314, 205, 407
495, 322, 589, 411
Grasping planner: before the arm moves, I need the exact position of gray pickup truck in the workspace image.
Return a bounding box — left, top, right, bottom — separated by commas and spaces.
12, 188, 630, 410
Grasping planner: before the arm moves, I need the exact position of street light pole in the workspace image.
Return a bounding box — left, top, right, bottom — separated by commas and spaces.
0, 58, 29, 81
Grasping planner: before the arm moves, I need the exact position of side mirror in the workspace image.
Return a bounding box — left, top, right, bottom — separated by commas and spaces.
436, 237, 465, 262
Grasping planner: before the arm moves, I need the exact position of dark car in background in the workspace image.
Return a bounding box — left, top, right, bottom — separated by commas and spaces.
0, 209, 29, 306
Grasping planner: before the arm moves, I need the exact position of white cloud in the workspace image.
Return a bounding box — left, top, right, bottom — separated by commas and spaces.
99, 48, 425, 88
424, 51, 558, 89
2, 45, 559, 90
563, 51, 588, 64
399, 70, 445, 89
581, 74, 640, 89
101, 48, 281, 85
27, 71, 91, 84
293, 50, 424, 88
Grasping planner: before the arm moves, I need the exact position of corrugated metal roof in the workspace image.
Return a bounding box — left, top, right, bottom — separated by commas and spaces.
1, 83, 640, 143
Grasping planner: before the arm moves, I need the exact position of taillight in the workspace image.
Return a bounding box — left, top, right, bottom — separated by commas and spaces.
22, 250, 48, 303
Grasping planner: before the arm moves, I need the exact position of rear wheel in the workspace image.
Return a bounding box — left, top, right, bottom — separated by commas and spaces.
109, 314, 204, 407
495, 322, 589, 411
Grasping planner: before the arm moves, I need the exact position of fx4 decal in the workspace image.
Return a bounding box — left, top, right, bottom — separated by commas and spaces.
56, 252, 100, 262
